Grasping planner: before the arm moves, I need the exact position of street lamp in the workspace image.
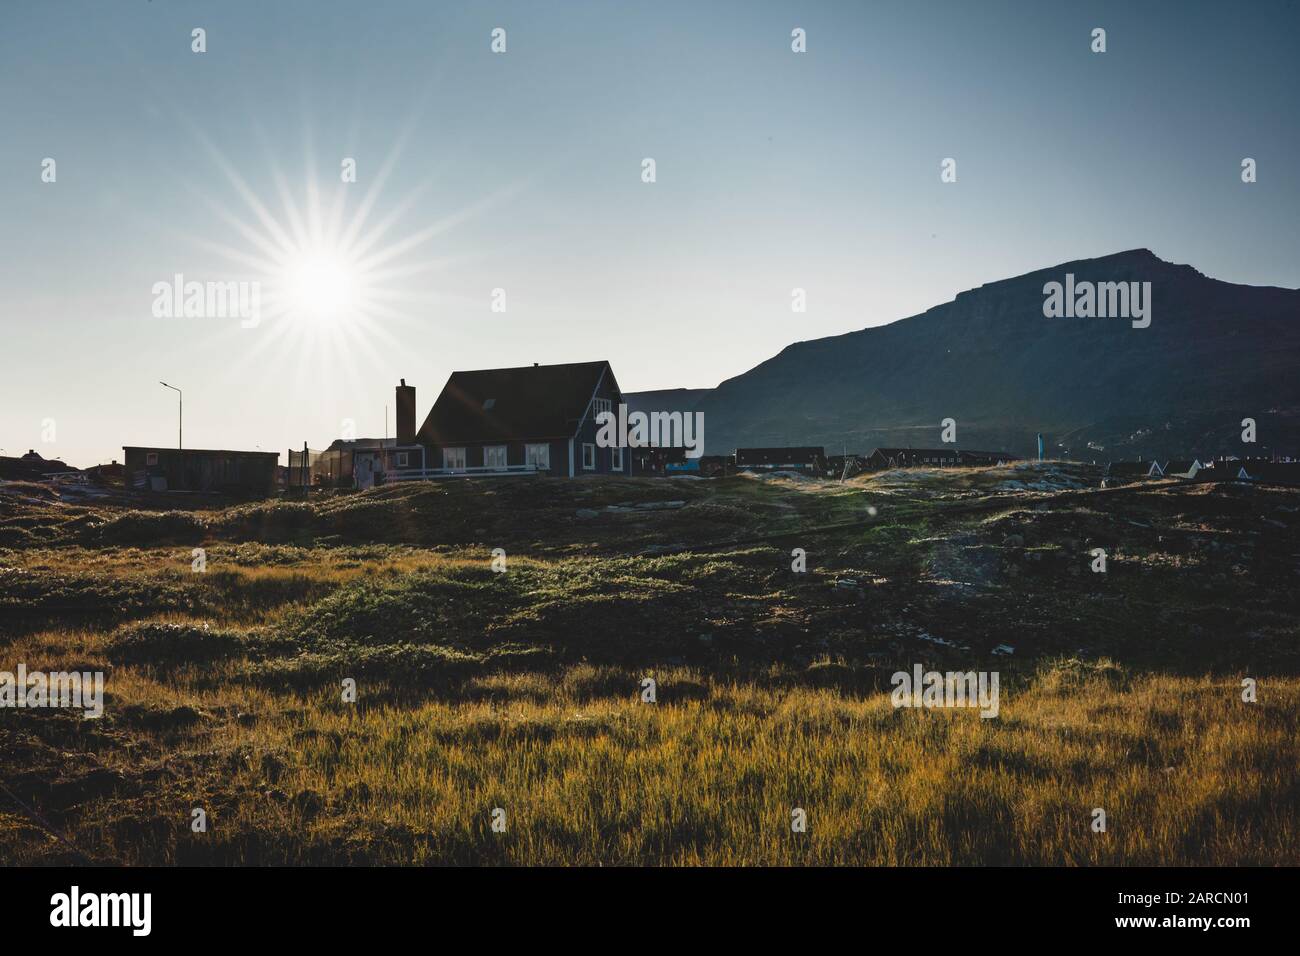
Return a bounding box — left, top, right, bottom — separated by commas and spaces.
159, 381, 182, 450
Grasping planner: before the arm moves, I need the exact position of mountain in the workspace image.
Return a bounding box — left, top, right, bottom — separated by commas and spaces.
628, 250, 1300, 461
623, 388, 709, 417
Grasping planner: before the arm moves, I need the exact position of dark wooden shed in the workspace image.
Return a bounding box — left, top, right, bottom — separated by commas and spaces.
122, 446, 279, 496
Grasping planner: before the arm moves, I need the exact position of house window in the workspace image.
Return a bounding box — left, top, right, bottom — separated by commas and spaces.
443, 447, 467, 470
592, 397, 612, 419
525, 443, 550, 470
611, 447, 623, 471
146, 452, 159, 466
396, 452, 409, 468
484, 445, 507, 469
582, 443, 596, 470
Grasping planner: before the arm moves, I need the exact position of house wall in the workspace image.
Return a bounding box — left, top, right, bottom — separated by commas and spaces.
866, 451, 959, 470
571, 371, 628, 476
424, 439, 570, 475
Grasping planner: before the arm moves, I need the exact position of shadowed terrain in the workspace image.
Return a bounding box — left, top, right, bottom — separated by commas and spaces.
2, 463, 1298, 864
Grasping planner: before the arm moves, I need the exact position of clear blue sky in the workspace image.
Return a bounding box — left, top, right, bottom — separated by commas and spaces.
2, 0, 1297, 466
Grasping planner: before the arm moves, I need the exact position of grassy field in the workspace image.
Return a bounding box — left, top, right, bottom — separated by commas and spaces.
2, 463, 1298, 865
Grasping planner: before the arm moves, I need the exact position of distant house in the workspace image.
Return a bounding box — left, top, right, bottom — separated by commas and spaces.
1205, 459, 1249, 481
824, 454, 868, 479
1161, 459, 1203, 480
0, 450, 75, 481
865, 447, 961, 470
635, 446, 686, 476
87, 460, 124, 481
406, 361, 631, 478
734, 447, 825, 474
1106, 460, 1163, 481
1209, 460, 1300, 486
122, 446, 279, 496
303, 436, 424, 490
697, 455, 734, 477
958, 450, 1020, 467
862, 448, 1017, 471
631, 451, 730, 478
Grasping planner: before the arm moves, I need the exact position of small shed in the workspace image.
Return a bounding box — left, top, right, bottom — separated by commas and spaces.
122, 446, 279, 496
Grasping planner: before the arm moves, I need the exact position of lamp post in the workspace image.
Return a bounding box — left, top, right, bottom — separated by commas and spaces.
159, 381, 182, 450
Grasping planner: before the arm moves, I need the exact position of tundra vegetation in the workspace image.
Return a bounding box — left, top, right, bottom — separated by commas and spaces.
1, 463, 1297, 865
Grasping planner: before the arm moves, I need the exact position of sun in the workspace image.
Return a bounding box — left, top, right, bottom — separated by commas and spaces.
280, 245, 360, 327
177, 114, 526, 397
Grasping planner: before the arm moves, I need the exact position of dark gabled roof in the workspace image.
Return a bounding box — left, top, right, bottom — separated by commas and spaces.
416, 361, 614, 444
735, 447, 824, 465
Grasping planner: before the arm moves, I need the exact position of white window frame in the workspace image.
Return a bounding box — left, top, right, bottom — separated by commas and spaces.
611, 446, 623, 471
443, 447, 467, 471
525, 443, 550, 470
592, 397, 612, 419
582, 443, 596, 470
395, 452, 409, 468
484, 445, 508, 470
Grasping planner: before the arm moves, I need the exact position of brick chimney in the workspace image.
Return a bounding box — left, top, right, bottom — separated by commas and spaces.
396, 379, 416, 443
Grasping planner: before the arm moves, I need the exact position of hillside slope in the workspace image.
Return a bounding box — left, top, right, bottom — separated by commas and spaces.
664, 250, 1300, 458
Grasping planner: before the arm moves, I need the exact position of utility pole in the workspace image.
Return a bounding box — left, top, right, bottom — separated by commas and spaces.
159, 382, 182, 449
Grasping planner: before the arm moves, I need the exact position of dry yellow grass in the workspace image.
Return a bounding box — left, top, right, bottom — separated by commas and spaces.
3, 471, 1297, 865
6, 650, 1294, 865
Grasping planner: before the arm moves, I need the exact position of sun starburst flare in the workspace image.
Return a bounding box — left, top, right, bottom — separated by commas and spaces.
168, 116, 525, 400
